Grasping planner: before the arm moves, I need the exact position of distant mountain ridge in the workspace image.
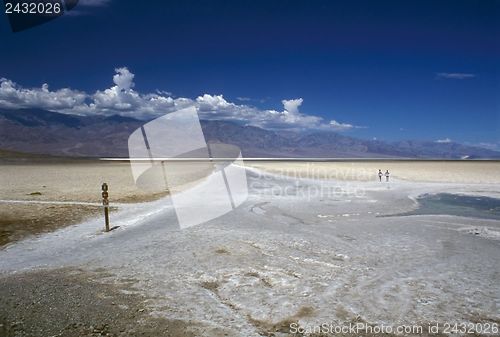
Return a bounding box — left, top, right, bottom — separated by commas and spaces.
1, 108, 499, 159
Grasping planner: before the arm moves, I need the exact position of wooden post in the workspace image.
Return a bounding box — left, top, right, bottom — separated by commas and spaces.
102, 183, 110, 232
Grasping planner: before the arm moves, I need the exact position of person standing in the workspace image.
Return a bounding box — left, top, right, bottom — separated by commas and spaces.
378, 169, 383, 182
385, 170, 390, 182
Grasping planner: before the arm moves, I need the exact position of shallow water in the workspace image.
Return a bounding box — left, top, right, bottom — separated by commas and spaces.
396, 193, 500, 220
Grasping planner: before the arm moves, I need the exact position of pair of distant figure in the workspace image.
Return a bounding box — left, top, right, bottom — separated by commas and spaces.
378, 169, 390, 182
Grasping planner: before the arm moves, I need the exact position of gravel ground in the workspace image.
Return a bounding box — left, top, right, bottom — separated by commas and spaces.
0, 267, 226, 337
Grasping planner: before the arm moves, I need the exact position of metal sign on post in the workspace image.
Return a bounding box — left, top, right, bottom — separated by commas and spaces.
102, 183, 110, 232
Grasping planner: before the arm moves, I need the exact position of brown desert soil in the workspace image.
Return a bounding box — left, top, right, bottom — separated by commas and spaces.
0, 159, 169, 247
0, 267, 230, 337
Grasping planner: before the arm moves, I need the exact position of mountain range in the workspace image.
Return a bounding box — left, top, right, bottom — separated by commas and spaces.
1, 108, 499, 159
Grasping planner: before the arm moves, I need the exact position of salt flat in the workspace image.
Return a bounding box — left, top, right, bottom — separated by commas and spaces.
1, 162, 499, 336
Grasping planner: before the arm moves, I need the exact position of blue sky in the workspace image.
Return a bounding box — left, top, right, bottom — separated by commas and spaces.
0, 0, 498, 147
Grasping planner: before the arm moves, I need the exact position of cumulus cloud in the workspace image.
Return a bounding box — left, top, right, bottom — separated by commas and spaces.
197, 94, 232, 111
113, 67, 135, 90
435, 138, 452, 143
0, 78, 87, 110
89, 67, 168, 115
0, 68, 361, 131
436, 72, 476, 80
282, 98, 303, 114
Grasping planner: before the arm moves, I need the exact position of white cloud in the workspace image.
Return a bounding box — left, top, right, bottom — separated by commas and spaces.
329, 120, 354, 131
436, 72, 476, 80
196, 94, 232, 111
435, 138, 452, 143
0, 68, 361, 131
195, 94, 318, 129
0, 78, 87, 110
282, 98, 303, 114
113, 67, 134, 90
156, 89, 173, 96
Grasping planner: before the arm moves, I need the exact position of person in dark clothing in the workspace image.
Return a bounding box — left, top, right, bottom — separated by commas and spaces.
378, 169, 383, 182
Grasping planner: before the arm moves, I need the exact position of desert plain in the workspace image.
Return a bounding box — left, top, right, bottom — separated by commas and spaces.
1, 158, 500, 336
